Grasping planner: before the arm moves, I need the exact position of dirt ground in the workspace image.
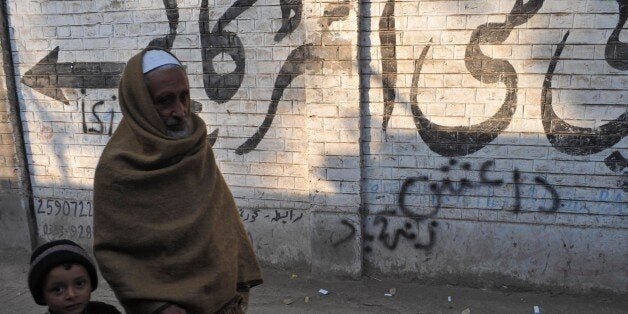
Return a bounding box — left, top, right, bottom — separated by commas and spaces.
2, 248, 626, 313
250, 267, 627, 314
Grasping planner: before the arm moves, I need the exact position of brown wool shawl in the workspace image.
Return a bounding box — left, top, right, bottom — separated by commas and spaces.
93, 47, 262, 313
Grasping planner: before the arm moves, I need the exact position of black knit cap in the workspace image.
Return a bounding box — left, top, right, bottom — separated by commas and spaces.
28, 239, 98, 305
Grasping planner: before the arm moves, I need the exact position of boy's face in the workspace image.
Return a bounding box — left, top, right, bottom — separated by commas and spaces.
42, 263, 92, 314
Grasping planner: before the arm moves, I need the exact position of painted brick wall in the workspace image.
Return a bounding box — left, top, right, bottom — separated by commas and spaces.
2, 0, 626, 292
360, 0, 627, 292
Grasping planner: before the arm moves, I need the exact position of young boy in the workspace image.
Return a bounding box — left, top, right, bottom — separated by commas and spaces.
28, 239, 121, 314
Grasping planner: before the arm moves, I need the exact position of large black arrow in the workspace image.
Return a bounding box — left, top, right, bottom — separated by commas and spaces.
21, 47, 125, 104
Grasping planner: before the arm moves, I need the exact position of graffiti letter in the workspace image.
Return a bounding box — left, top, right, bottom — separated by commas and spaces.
379, 0, 396, 131
534, 177, 560, 212
332, 219, 356, 248
411, 0, 544, 156
200, 0, 256, 103
399, 176, 434, 219
480, 160, 504, 186
275, 0, 302, 41
541, 31, 628, 155
512, 169, 521, 212
236, 44, 320, 154
605, 0, 627, 70
148, 0, 179, 49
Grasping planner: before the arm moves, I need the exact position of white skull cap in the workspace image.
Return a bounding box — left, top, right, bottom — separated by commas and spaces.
142, 50, 181, 74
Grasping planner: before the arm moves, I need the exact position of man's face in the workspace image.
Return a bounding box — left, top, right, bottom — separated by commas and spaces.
42, 264, 92, 314
145, 66, 192, 139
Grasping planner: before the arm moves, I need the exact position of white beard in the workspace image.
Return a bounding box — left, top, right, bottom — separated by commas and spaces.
165, 116, 192, 139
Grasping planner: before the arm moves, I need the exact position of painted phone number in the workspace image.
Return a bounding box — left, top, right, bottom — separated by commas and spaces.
35, 198, 93, 217
41, 223, 93, 239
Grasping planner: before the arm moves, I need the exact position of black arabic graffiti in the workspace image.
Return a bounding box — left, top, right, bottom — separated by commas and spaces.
604, 151, 627, 173
80, 89, 115, 135
332, 219, 356, 248
369, 216, 436, 251
541, 31, 628, 156
605, 0, 627, 70
275, 0, 302, 41
200, 0, 255, 103
148, 0, 179, 49
379, 0, 396, 131
332, 216, 436, 251
235, 44, 320, 154
198, 0, 317, 153
399, 159, 562, 216
21, 0, 180, 138
410, 0, 545, 156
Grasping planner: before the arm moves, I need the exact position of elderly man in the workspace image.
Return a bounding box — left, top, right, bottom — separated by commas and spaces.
93, 48, 262, 314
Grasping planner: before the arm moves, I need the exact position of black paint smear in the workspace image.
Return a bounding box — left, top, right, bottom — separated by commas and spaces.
379, 0, 396, 131
275, 0, 302, 41
200, 0, 256, 103
542, 31, 628, 155
410, 0, 544, 156
604, 151, 627, 172
235, 44, 319, 155
605, 0, 628, 70
534, 177, 560, 212
147, 0, 179, 49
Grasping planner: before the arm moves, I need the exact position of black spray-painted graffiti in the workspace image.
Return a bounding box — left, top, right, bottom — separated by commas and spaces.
379, 0, 396, 131
199, 0, 322, 154
605, 151, 628, 173
333, 211, 437, 252
200, 0, 254, 103
80, 89, 115, 135
399, 159, 561, 216
541, 31, 628, 156
148, 0, 179, 49
409, 0, 544, 156
235, 44, 320, 154
275, 0, 302, 42
21, 47, 123, 136
332, 219, 356, 248
605, 0, 627, 71
334, 158, 562, 251
19, 1, 220, 143
364, 217, 437, 252
382, 0, 626, 163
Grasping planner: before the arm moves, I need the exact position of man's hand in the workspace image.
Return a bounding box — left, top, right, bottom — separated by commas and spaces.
159, 304, 187, 314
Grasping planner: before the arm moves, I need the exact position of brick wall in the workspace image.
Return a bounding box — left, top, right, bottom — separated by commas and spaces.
0, 2, 31, 250
3, 0, 626, 291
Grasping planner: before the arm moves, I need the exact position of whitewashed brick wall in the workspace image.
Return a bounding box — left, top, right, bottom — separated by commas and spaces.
3, 0, 626, 292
